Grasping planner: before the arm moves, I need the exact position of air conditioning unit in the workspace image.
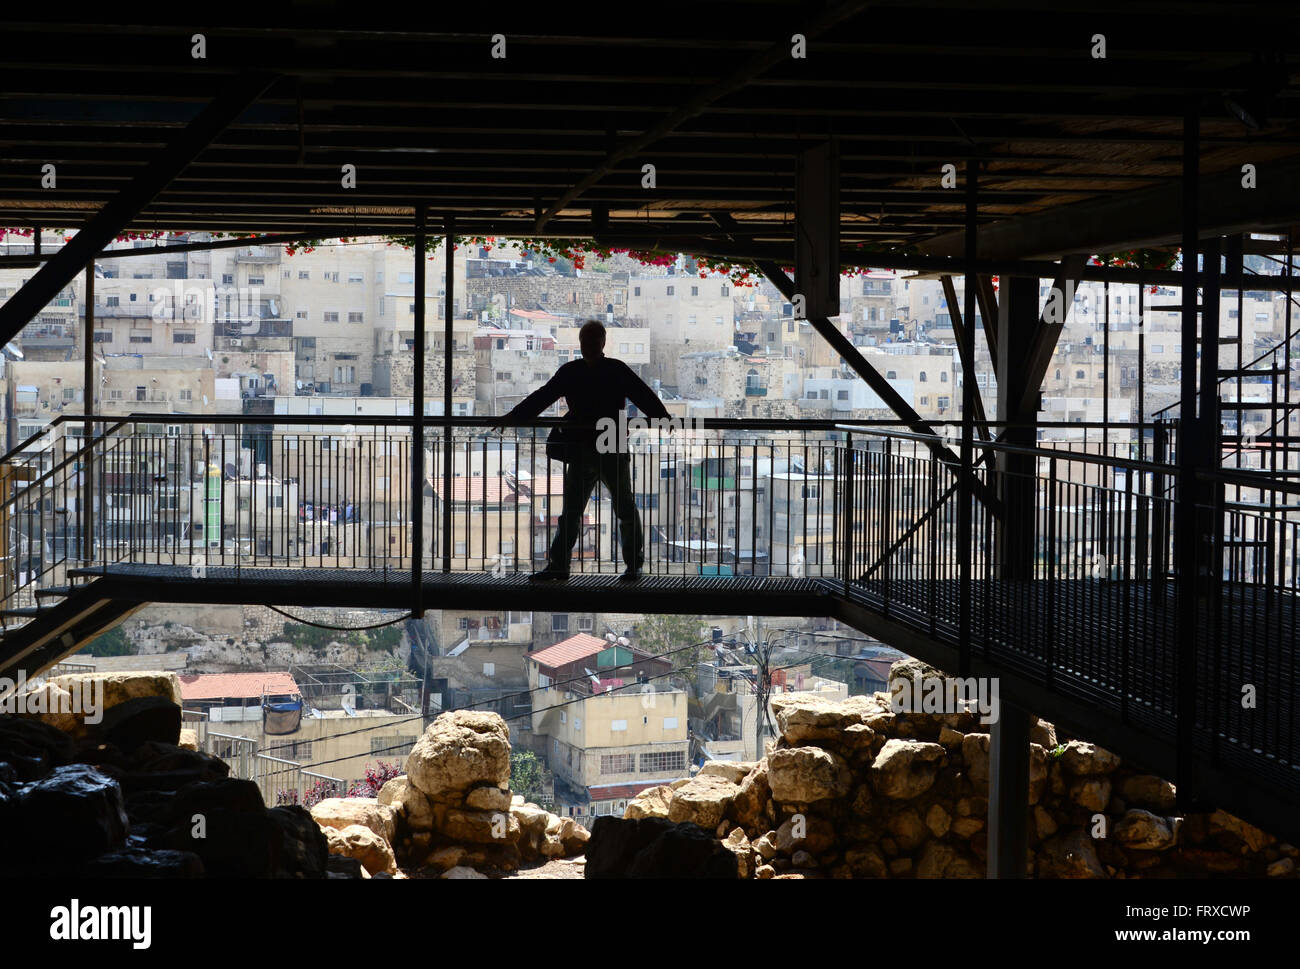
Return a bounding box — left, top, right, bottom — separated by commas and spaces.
229, 338, 242, 347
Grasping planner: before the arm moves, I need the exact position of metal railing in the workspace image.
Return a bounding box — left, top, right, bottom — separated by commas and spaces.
2, 413, 1297, 810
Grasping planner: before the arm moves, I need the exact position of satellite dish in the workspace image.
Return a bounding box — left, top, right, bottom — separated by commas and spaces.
296, 380, 303, 390
224, 462, 237, 479
583, 667, 602, 690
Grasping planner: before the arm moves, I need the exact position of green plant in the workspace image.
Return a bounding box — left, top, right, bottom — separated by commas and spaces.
510, 749, 551, 807
79, 626, 131, 657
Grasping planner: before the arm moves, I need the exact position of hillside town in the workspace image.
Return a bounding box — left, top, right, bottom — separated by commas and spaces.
2, 228, 1295, 829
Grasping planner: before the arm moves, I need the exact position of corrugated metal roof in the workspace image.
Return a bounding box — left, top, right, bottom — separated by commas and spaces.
526, 632, 607, 670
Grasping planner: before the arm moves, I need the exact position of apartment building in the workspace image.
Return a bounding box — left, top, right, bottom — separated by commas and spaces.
627, 274, 735, 389
525, 633, 688, 820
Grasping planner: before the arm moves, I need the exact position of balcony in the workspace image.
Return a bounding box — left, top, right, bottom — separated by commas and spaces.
234, 245, 280, 263
744, 385, 768, 397
21, 324, 76, 347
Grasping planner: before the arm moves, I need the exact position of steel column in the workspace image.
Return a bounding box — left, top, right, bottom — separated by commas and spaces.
411, 204, 426, 615
958, 159, 977, 677
442, 216, 455, 574
82, 263, 94, 564
988, 700, 1031, 878
1174, 99, 1201, 807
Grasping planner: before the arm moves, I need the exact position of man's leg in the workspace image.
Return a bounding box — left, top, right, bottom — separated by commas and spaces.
547, 452, 598, 571
602, 452, 644, 569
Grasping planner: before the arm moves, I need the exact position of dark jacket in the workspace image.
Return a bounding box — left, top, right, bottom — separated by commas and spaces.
505, 355, 670, 449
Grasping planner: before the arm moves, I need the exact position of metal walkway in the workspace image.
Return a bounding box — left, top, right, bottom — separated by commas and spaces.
1, 417, 1298, 842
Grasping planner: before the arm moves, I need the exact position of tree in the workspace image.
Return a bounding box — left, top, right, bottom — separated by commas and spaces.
510, 750, 551, 808
79, 626, 131, 657
633, 614, 706, 690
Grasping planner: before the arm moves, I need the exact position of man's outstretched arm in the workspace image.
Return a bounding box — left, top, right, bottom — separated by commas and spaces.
493, 366, 569, 430
621, 361, 671, 421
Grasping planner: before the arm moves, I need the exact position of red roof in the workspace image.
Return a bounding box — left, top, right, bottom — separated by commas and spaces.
526, 633, 608, 671
179, 672, 300, 702
428, 476, 527, 504
588, 780, 678, 801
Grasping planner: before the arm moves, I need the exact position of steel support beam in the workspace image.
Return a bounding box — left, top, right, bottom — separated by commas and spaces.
442, 216, 456, 575
921, 154, 1300, 262
996, 275, 1040, 581
82, 263, 94, 564
939, 274, 990, 439
0, 71, 278, 347
1017, 254, 1088, 419
412, 204, 426, 617
532, 0, 870, 231
988, 700, 1032, 878
958, 159, 977, 679
1174, 100, 1201, 810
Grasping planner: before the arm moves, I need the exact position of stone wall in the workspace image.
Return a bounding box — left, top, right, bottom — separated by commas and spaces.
622, 659, 1298, 879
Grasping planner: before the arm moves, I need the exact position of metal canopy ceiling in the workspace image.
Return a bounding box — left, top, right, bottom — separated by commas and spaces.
1, 2, 1298, 259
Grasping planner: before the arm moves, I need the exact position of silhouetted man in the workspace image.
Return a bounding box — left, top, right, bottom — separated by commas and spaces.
495, 320, 670, 581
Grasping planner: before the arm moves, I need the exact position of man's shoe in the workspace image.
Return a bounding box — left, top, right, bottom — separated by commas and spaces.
618, 565, 642, 582
529, 566, 569, 581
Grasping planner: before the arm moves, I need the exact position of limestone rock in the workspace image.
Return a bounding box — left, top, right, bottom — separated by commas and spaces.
722, 828, 752, 878
769, 746, 852, 803
1267, 858, 1295, 878
952, 816, 985, 838
1060, 740, 1120, 776
425, 845, 465, 872
442, 865, 488, 879
844, 844, 887, 878
441, 807, 520, 845
1036, 830, 1107, 879
870, 739, 945, 800
404, 710, 511, 802
1120, 775, 1176, 813
926, 803, 952, 838
887, 808, 928, 852
1033, 805, 1058, 841
667, 774, 741, 830
511, 803, 552, 840
324, 823, 396, 875
16, 763, 129, 863
464, 785, 513, 812
311, 797, 397, 845
1114, 809, 1180, 851
728, 762, 770, 830
771, 693, 881, 745
178, 728, 198, 751
1208, 810, 1274, 852
584, 817, 738, 878
377, 776, 435, 832
1028, 717, 1057, 749
961, 733, 990, 787
775, 814, 836, 855
624, 784, 673, 821
1069, 777, 1112, 813
697, 761, 756, 785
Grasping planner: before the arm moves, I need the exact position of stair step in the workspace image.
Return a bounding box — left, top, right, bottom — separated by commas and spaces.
0, 606, 48, 618
1221, 368, 1286, 377
1220, 401, 1300, 409
34, 586, 72, 598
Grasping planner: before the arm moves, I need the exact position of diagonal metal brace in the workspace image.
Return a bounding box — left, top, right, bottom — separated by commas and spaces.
0, 71, 280, 347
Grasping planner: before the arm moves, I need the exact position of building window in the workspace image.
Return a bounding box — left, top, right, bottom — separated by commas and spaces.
552, 614, 568, 633
691, 285, 699, 296
348, 312, 364, 323
600, 753, 635, 774
323, 312, 339, 323
721, 285, 729, 296
633, 286, 641, 296
577, 616, 593, 631
483, 663, 495, 677
886, 370, 897, 379
298, 271, 310, 279
666, 286, 674, 296
919, 371, 927, 382
93, 331, 113, 343
348, 272, 364, 284
639, 750, 685, 773
173, 331, 196, 344
1075, 370, 1085, 379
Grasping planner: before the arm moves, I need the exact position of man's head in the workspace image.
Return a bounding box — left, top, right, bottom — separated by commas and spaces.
579, 319, 606, 363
